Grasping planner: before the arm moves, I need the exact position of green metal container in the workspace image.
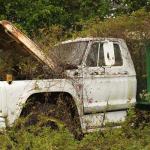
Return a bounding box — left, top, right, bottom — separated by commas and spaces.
137, 41, 150, 109
146, 42, 150, 94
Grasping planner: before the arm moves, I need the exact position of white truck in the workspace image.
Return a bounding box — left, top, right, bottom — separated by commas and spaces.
0, 20, 137, 133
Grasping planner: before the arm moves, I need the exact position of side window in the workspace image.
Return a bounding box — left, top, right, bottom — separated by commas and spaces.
99, 43, 105, 66
86, 43, 99, 67
113, 43, 123, 66
86, 42, 123, 67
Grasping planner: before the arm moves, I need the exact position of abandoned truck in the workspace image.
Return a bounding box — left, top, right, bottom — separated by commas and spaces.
0, 20, 136, 133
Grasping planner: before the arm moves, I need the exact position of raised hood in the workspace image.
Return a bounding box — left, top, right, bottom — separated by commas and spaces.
0, 20, 56, 70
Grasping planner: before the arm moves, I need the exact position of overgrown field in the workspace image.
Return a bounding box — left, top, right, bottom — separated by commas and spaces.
1, 9, 150, 150
0, 109, 150, 150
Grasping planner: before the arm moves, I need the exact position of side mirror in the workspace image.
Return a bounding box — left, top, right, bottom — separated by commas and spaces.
103, 42, 115, 66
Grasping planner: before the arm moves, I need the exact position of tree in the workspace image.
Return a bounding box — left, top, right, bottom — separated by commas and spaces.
0, 0, 149, 34
0, 0, 112, 33
124, 0, 150, 12
0, 0, 69, 33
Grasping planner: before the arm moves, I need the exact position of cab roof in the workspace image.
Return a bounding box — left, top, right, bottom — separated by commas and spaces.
61, 37, 124, 44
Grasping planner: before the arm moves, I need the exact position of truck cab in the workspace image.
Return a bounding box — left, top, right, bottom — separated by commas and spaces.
54, 38, 137, 131
0, 21, 137, 132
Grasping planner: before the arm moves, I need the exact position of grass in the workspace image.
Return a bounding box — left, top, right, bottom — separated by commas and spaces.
0, 109, 150, 150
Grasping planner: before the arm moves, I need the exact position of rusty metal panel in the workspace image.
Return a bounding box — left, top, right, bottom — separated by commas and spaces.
0, 20, 56, 70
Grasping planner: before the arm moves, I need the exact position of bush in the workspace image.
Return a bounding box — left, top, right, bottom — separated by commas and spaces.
0, 111, 150, 150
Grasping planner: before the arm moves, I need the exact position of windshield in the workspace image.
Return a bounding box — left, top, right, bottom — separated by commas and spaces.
53, 41, 88, 65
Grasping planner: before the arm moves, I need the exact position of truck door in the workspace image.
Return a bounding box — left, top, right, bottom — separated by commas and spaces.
83, 40, 130, 114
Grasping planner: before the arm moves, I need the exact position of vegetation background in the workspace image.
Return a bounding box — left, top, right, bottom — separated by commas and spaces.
0, 0, 150, 149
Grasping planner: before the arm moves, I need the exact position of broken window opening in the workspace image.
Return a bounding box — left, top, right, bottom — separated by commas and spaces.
113, 43, 123, 66
86, 42, 99, 67
86, 41, 123, 67
53, 41, 88, 66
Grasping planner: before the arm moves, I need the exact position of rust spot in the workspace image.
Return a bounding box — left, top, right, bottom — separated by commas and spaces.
87, 98, 93, 103
76, 84, 83, 92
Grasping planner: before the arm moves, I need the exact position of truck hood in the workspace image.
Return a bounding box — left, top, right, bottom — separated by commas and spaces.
0, 20, 57, 71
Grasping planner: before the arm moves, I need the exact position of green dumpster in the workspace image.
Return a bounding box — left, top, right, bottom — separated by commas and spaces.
137, 41, 150, 109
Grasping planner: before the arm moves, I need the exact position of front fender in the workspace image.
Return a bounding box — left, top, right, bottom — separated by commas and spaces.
0, 79, 83, 126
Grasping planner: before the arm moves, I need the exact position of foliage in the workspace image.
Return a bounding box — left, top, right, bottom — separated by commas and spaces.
0, 0, 150, 35
0, 126, 77, 149
0, 0, 69, 32
0, 0, 112, 34
1, 0, 150, 34
0, 110, 150, 150
0, 2, 150, 149
123, 0, 150, 12
78, 126, 150, 150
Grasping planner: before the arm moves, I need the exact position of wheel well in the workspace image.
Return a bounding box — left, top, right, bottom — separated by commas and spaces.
19, 92, 83, 139
20, 92, 79, 119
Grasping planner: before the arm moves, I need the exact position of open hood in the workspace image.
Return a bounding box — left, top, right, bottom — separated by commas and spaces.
0, 20, 56, 70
